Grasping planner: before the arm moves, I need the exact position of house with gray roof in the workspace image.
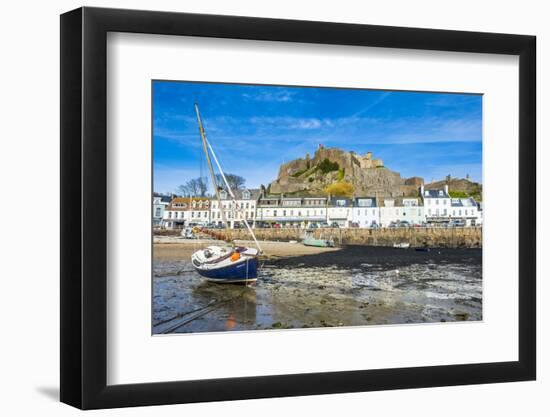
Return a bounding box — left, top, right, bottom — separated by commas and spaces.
210, 188, 261, 228
450, 197, 482, 226
352, 197, 379, 228
421, 184, 451, 223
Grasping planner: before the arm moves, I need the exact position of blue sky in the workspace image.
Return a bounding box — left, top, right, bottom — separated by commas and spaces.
153, 81, 482, 194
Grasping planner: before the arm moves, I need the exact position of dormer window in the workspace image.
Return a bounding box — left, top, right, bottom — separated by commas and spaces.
425, 191, 429, 196
242, 191, 250, 200
439, 190, 444, 196
220, 190, 227, 200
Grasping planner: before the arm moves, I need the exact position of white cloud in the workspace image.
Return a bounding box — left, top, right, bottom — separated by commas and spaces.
242, 89, 296, 103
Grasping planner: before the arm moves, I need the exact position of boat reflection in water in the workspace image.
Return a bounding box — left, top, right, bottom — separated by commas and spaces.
182, 281, 258, 333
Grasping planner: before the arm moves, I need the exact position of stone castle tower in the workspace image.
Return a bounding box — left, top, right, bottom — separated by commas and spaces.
357, 151, 384, 169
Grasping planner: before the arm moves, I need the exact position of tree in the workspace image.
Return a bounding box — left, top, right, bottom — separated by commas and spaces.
317, 158, 339, 174
324, 182, 354, 198
215, 173, 246, 191
177, 177, 208, 197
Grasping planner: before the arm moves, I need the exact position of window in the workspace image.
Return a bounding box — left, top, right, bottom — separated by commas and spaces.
436, 200, 439, 205
274, 210, 277, 217
283, 210, 287, 216
155, 208, 161, 217
443, 209, 447, 216
168, 211, 172, 218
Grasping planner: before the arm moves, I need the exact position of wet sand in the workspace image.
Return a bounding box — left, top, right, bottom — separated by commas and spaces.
153, 238, 340, 261
153, 239, 482, 334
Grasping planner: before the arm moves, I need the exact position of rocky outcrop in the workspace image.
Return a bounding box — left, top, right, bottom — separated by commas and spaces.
268, 146, 422, 197
425, 177, 483, 200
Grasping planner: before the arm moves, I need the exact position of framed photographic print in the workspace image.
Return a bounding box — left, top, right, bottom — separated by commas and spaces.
60, 6, 536, 409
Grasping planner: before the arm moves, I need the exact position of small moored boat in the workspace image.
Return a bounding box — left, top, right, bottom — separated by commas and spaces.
393, 242, 410, 249
303, 234, 334, 248
192, 246, 259, 283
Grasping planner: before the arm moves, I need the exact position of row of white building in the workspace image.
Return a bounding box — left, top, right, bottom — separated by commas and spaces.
155, 185, 482, 229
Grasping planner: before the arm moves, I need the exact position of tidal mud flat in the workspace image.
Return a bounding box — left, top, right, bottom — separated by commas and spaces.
153, 241, 482, 334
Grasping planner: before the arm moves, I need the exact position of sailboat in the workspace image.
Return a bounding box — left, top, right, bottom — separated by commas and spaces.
190, 104, 262, 284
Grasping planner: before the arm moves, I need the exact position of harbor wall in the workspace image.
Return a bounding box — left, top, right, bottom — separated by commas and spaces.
210, 227, 482, 248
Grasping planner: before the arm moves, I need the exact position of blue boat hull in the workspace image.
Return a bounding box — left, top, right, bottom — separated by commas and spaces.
194, 257, 259, 283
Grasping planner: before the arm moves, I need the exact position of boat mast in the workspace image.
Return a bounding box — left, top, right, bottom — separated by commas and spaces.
194, 104, 228, 228
203, 137, 263, 254
194, 104, 263, 254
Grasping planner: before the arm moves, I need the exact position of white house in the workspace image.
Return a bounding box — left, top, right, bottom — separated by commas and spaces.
163, 197, 210, 229
327, 197, 353, 227
153, 193, 171, 227
379, 197, 424, 226
256, 196, 327, 227
450, 197, 482, 226
421, 185, 452, 224
209, 189, 260, 228
352, 197, 379, 227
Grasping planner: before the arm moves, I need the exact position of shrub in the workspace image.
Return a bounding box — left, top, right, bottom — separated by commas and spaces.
449, 191, 469, 198
317, 158, 339, 174
324, 182, 354, 197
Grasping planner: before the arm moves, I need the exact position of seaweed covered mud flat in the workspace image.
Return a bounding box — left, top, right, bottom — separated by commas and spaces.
153, 242, 482, 334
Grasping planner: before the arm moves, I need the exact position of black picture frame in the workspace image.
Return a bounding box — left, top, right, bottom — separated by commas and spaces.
60, 6, 536, 410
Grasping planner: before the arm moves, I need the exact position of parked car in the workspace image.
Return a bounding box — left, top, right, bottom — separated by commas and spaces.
398, 221, 410, 228
273, 223, 282, 229
330, 222, 340, 228
307, 223, 319, 230
350, 222, 360, 228
450, 219, 466, 227
319, 222, 330, 228
370, 223, 380, 229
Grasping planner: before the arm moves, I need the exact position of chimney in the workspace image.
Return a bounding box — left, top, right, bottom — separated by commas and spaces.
444, 184, 449, 194
420, 185, 425, 197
